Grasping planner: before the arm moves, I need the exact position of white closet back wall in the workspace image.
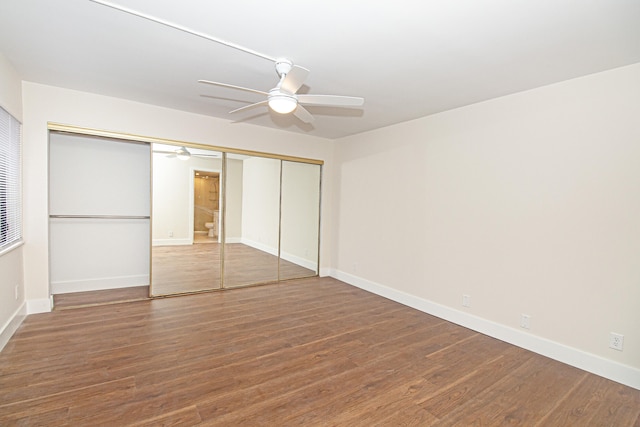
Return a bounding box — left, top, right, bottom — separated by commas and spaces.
49, 132, 150, 294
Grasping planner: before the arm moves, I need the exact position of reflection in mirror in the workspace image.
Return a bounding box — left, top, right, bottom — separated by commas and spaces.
279, 161, 321, 280
223, 154, 281, 288
150, 143, 223, 296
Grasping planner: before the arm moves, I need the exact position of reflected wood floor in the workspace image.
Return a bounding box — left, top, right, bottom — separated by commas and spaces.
152, 242, 316, 295
2, 277, 639, 426
53, 286, 151, 310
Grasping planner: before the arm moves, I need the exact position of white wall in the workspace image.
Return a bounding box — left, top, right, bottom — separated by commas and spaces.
224, 158, 244, 241
0, 52, 26, 350
280, 161, 321, 269
21, 82, 334, 307
152, 153, 225, 245
241, 156, 281, 252
332, 63, 640, 388
49, 133, 150, 293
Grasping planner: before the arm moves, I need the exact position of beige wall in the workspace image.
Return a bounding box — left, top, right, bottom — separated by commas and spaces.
0, 52, 22, 120
332, 63, 640, 386
0, 52, 26, 349
280, 161, 321, 268
6, 54, 639, 388
21, 82, 334, 306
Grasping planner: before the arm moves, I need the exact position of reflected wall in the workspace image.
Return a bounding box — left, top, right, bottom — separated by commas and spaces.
150, 144, 322, 296
150, 144, 223, 296
280, 161, 321, 280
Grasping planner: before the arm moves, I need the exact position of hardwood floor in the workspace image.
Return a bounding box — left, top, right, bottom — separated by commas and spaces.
2, 277, 639, 425
53, 242, 316, 309
152, 242, 316, 295
53, 286, 151, 310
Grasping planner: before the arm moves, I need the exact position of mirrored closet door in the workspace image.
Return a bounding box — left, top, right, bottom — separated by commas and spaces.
149, 144, 322, 296
279, 160, 321, 280
223, 153, 281, 288
150, 143, 223, 296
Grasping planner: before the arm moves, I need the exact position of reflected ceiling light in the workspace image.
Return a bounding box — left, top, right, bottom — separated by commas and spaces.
268, 90, 297, 114
176, 146, 191, 160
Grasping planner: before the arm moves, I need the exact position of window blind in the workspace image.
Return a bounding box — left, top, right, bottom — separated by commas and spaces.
0, 106, 22, 252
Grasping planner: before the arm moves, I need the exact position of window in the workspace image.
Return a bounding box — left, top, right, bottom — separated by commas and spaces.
0, 106, 21, 253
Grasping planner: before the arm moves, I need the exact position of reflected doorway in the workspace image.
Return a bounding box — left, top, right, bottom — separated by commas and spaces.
150, 143, 322, 297
151, 144, 223, 296
192, 169, 220, 244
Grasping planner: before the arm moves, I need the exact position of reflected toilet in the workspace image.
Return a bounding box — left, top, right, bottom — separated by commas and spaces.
205, 222, 215, 237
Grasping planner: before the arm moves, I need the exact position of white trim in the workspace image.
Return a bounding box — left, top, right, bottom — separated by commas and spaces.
330, 269, 640, 391
241, 237, 277, 256
26, 298, 52, 314
319, 267, 332, 277
152, 238, 192, 246
0, 301, 27, 351
280, 251, 317, 271
240, 238, 317, 271
0, 240, 24, 258
51, 274, 149, 294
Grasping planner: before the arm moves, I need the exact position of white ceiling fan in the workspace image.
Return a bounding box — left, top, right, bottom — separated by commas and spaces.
153, 146, 219, 161
88, 0, 364, 124
199, 58, 363, 124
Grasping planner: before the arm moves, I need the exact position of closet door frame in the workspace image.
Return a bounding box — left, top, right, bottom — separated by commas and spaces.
47, 123, 323, 298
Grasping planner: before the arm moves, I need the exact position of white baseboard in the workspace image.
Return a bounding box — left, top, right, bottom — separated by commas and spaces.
0, 301, 27, 351
241, 238, 278, 256
27, 297, 52, 314
280, 251, 318, 271
51, 274, 149, 294
152, 238, 192, 246
240, 238, 317, 270
330, 269, 640, 391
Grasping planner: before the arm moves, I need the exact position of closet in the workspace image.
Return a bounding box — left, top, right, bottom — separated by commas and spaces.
48, 125, 322, 300
48, 132, 150, 295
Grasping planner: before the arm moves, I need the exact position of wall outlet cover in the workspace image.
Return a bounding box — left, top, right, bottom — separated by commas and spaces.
609, 333, 624, 351
462, 294, 471, 307
520, 314, 531, 329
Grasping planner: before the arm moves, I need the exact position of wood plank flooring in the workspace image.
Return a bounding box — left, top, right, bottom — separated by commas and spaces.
152, 242, 316, 295
2, 277, 639, 426
53, 286, 151, 310
54, 242, 316, 309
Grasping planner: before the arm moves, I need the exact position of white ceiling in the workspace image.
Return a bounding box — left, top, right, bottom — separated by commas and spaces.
1, 1, 639, 139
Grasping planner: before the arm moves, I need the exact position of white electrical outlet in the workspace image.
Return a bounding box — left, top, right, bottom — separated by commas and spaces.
15, 284, 19, 300
609, 333, 624, 351
520, 314, 531, 329
169, 231, 173, 237
462, 294, 471, 307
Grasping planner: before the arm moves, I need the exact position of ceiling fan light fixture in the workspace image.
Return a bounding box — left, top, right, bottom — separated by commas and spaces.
176, 146, 191, 160
268, 92, 297, 114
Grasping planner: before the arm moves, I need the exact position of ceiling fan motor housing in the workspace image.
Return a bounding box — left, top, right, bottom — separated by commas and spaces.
275, 58, 294, 78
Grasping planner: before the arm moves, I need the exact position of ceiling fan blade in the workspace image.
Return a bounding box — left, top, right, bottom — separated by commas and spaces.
229, 100, 269, 114
193, 153, 220, 158
152, 150, 177, 155
293, 105, 315, 124
199, 80, 268, 97
280, 65, 310, 94
297, 94, 365, 107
